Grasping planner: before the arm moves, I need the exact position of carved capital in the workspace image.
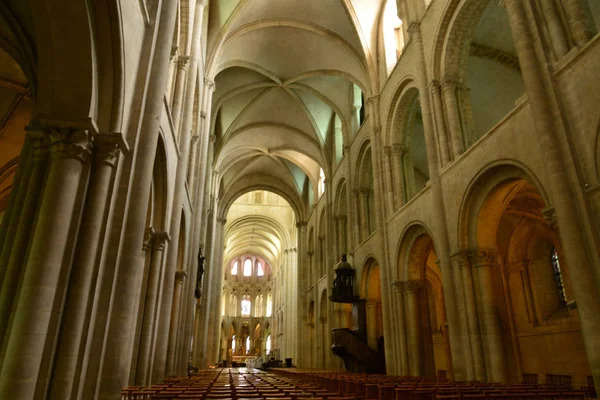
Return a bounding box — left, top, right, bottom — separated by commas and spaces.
429, 79, 442, 94
382, 146, 392, 158
143, 227, 155, 251
295, 221, 307, 228
451, 250, 471, 268
473, 249, 498, 268
175, 270, 188, 284
366, 94, 380, 106
191, 135, 200, 144
200, 111, 207, 120
177, 55, 190, 70
542, 207, 558, 230
403, 279, 425, 293
391, 143, 407, 156
204, 77, 215, 90
94, 132, 128, 167
391, 280, 404, 293
152, 231, 170, 251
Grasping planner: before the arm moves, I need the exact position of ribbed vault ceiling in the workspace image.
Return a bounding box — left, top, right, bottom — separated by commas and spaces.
208, 0, 385, 214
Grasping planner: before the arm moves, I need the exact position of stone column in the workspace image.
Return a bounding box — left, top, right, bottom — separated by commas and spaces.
391, 144, 406, 209
332, 216, 340, 259
136, 231, 169, 385
511, 259, 538, 325
352, 189, 362, 246
540, 1, 569, 58
430, 80, 451, 166
187, 135, 200, 193
0, 122, 93, 399
505, 0, 600, 388
441, 78, 465, 158
381, 146, 396, 214
404, 280, 424, 376
166, 270, 187, 375
0, 137, 47, 341
365, 299, 379, 350
358, 189, 370, 241
170, 55, 189, 135
562, 0, 593, 46
473, 249, 506, 383
0, 138, 32, 264
391, 281, 409, 375
403, 152, 416, 199
99, 0, 179, 396
49, 133, 125, 400
154, 0, 206, 380
337, 216, 347, 256
452, 251, 485, 381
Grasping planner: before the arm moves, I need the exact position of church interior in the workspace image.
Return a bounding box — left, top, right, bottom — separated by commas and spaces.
1, 0, 600, 399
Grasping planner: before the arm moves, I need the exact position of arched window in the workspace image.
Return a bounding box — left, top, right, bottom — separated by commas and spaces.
318, 168, 325, 197
229, 294, 238, 316
243, 259, 252, 276
232, 335, 236, 352
231, 261, 238, 275
241, 296, 251, 316
266, 293, 273, 317
383, 0, 405, 74
246, 336, 251, 354
257, 262, 264, 277
255, 295, 264, 317
266, 335, 271, 354
551, 248, 567, 305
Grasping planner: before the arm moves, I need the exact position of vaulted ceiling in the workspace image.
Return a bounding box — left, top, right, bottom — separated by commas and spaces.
206, 0, 386, 217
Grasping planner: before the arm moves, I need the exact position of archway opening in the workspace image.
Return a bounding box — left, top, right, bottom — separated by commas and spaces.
400, 231, 451, 377
361, 261, 384, 357
471, 177, 590, 385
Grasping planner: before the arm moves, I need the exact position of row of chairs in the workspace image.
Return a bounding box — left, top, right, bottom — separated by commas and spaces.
121, 368, 595, 400
122, 367, 358, 400
271, 369, 592, 400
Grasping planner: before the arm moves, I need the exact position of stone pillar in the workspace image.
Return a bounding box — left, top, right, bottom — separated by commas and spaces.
505, 0, 600, 388
98, 0, 179, 396
352, 189, 362, 245
562, 0, 593, 46
381, 146, 396, 214
358, 189, 370, 240
404, 280, 424, 376
166, 270, 187, 375
391, 281, 409, 375
365, 299, 379, 350
170, 55, 189, 136
473, 249, 506, 383
0, 137, 47, 341
452, 251, 485, 381
391, 144, 406, 209
541, 1, 569, 58
136, 231, 169, 385
430, 80, 451, 166
0, 122, 93, 399
511, 259, 538, 325
0, 138, 32, 267
337, 216, 347, 256
441, 78, 465, 158
187, 135, 200, 193
154, 0, 206, 380
403, 152, 416, 199
49, 133, 125, 400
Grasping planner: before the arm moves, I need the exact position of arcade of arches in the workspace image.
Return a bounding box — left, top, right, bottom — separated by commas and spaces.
0, 1, 600, 399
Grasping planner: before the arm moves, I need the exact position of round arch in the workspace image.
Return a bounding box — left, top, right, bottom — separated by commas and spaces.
458, 161, 551, 250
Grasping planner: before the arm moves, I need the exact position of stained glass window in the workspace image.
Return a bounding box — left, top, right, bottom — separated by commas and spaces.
266, 335, 271, 354
241, 299, 251, 316
232, 335, 236, 352
551, 248, 567, 305
257, 262, 264, 277
231, 261, 238, 275
246, 336, 250, 354
266, 294, 272, 317
243, 259, 252, 276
